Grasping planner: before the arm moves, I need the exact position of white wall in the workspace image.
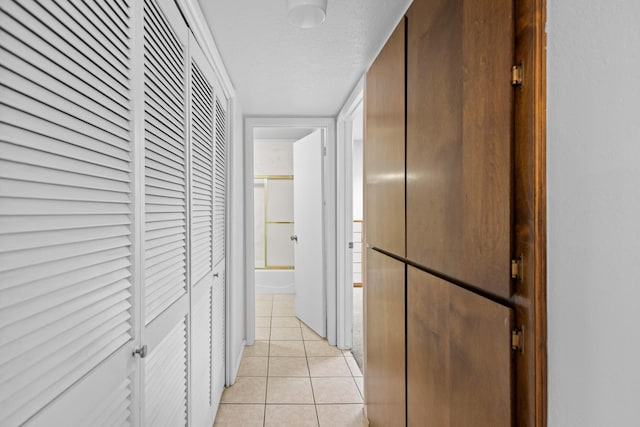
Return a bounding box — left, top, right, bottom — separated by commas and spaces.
352, 139, 363, 220
254, 140, 293, 176
547, 2, 640, 425
227, 98, 246, 383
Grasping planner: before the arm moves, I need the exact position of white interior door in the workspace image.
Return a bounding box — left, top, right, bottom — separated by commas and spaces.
211, 92, 228, 410
293, 130, 325, 336
189, 32, 216, 427
142, 0, 189, 425
0, 0, 137, 425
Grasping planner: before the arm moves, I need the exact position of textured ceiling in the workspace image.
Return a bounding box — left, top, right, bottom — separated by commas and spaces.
199, 0, 412, 116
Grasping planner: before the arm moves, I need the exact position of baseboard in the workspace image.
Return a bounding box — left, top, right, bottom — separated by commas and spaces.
255, 283, 295, 294
227, 339, 245, 386
254, 269, 295, 294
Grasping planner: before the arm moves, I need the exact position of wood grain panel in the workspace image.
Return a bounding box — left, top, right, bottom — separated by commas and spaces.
407, 266, 513, 427
513, 0, 548, 425
406, 264, 451, 426
364, 18, 406, 257
365, 250, 405, 426
406, 0, 514, 298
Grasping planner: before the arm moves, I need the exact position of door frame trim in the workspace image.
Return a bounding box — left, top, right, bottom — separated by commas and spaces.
514, 0, 547, 425
243, 117, 337, 345
336, 75, 365, 349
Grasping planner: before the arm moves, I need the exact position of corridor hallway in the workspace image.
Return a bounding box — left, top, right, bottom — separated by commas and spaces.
214, 294, 367, 426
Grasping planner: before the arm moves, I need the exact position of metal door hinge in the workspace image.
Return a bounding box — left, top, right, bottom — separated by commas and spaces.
511, 327, 524, 353
511, 62, 524, 87
323, 146, 327, 156
133, 344, 148, 359
511, 255, 523, 282
348, 242, 354, 249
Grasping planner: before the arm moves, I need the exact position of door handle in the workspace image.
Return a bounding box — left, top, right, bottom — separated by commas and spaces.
290, 235, 298, 242
133, 345, 148, 359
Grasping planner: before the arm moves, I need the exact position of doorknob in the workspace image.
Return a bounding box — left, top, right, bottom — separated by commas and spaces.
290, 235, 298, 242
133, 345, 148, 359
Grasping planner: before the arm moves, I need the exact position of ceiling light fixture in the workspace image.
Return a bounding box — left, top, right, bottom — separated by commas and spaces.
286, 0, 327, 29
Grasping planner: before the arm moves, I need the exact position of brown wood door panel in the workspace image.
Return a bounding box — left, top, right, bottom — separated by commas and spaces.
406, 0, 514, 298
365, 250, 405, 426
407, 266, 513, 427
364, 18, 406, 258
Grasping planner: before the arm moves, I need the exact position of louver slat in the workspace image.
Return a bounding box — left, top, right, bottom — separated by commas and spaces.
212, 271, 226, 403
0, 0, 134, 425
190, 60, 214, 285
191, 288, 213, 418
213, 97, 227, 266
143, 0, 187, 325
82, 378, 132, 427
145, 318, 188, 427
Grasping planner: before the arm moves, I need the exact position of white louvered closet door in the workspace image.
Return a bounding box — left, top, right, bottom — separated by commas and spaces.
141, 0, 189, 426
212, 92, 228, 405
0, 1, 136, 426
189, 34, 217, 427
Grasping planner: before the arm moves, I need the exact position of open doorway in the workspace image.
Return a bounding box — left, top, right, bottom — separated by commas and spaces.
336, 79, 365, 367
350, 105, 364, 368
252, 126, 326, 337
253, 127, 314, 294
244, 118, 337, 347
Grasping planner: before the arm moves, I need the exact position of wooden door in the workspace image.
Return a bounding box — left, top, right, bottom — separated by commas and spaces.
406, 0, 514, 299
407, 267, 513, 426
364, 18, 406, 258
365, 250, 405, 426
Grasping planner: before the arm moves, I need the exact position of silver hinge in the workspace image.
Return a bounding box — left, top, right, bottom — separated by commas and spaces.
511, 62, 524, 87
323, 145, 327, 156
348, 242, 354, 249
511, 255, 523, 282
511, 327, 524, 354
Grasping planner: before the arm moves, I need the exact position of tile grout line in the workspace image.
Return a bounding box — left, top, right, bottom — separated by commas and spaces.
263, 307, 271, 427
252, 295, 365, 426
302, 326, 322, 427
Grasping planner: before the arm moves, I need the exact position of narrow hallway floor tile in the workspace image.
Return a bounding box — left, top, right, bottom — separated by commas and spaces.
215, 294, 369, 426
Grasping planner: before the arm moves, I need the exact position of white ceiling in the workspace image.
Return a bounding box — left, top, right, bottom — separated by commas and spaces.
199, 0, 412, 116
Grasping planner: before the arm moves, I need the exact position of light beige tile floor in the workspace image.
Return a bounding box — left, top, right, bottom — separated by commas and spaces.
215, 294, 368, 427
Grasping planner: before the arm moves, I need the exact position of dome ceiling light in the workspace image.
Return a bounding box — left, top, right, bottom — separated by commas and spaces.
286, 0, 328, 29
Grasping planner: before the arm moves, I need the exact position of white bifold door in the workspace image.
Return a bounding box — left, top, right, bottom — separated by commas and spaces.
0, 0, 228, 425
0, 0, 138, 425
141, 0, 190, 425
188, 30, 228, 427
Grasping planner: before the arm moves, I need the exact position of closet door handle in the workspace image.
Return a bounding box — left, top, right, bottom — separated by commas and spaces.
133, 345, 148, 359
